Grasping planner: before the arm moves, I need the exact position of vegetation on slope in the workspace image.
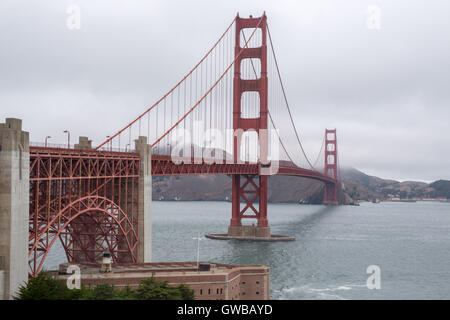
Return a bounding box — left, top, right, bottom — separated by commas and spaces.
15, 272, 194, 300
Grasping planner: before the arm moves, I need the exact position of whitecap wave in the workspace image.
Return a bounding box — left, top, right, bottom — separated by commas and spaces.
275, 283, 367, 299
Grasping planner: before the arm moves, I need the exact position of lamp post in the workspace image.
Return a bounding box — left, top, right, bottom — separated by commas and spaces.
192, 233, 204, 269
45, 136, 52, 147
106, 136, 112, 151
63, 130, 70, 149
125, 143, 130, 152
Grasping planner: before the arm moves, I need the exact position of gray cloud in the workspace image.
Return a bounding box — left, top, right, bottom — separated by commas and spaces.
1, 0, 449, 182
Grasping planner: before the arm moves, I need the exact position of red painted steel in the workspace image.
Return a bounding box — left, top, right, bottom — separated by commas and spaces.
230, 13, 269, 228
152, 154, 258, 176
152, 155, 336, 183
29, 146, 140, 276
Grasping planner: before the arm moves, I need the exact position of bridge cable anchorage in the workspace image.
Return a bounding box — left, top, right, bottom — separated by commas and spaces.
240, 30, 295, 165
266, 23, 317, 171
150, 16, 264, 148
95, 16, 238, 150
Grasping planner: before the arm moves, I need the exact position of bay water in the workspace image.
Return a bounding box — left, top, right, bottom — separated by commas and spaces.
44, 200, 450, 299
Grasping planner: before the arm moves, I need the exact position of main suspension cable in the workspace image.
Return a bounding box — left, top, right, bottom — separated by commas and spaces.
312, 134, 325, 168
151, 17, 265, 147
240, 30, 295, 164
96, 16, 237, 150
267, 23, 316, 170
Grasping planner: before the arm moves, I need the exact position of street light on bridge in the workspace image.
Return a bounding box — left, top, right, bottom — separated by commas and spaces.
63, 130, 70, 149
45, 136, 52, 147
106, 136, 112, 151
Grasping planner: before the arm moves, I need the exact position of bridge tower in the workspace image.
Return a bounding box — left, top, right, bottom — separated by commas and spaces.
324, 129, 338, 205
228, 13, 271, 238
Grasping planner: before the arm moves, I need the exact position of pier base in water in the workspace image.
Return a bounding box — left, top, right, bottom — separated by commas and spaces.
228, 225, 271, 238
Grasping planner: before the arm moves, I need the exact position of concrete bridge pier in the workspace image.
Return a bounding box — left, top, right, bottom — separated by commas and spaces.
71, 135, 152, 264
134, 136, 152, 263
0, 118, 29, 300
74, 136, 92, 150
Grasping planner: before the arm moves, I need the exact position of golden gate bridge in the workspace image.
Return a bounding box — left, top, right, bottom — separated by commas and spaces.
27, 13, 339, 276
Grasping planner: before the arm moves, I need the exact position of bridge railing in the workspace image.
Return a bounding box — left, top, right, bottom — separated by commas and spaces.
30, 141, 72, 149
30, 141, 136, 153
96, 146, 137, 153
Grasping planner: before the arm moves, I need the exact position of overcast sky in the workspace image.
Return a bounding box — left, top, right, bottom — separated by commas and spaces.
1, 0, 449, 182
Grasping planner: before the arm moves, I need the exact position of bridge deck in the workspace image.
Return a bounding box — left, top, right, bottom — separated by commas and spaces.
29, 148, 335, 184
151, 154, 335, 184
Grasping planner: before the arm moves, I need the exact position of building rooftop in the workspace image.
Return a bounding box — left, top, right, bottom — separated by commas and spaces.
52, 261, 270, 300
54, 261, 268, 277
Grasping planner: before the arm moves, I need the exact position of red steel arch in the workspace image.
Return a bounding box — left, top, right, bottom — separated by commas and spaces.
28, 195, 138, 276
29, 147, 140, 276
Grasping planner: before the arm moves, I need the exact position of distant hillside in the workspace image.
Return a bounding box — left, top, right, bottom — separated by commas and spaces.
153, 175, 231, 201
429, 180, 450, 198
340, 168, 449, 201
153, 174, 354, 204
152, 168, 450, 204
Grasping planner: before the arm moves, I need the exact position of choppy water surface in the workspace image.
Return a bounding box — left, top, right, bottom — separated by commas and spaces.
45, 201, 450, 299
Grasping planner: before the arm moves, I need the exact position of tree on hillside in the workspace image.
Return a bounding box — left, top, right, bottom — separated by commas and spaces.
134, 278, 194, 300
15, 272, 73, 300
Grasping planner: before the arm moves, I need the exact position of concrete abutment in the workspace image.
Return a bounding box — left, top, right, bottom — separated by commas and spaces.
0, 118, 29, 300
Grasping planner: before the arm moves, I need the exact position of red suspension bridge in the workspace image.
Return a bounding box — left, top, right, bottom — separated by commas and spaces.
27, 13, 339, 276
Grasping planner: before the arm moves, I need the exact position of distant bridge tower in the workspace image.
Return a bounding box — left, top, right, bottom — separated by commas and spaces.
324, 129, 338, 205
228, 13, 271, 238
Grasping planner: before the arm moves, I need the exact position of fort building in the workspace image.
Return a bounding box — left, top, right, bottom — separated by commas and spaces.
54, 261, 270, 300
